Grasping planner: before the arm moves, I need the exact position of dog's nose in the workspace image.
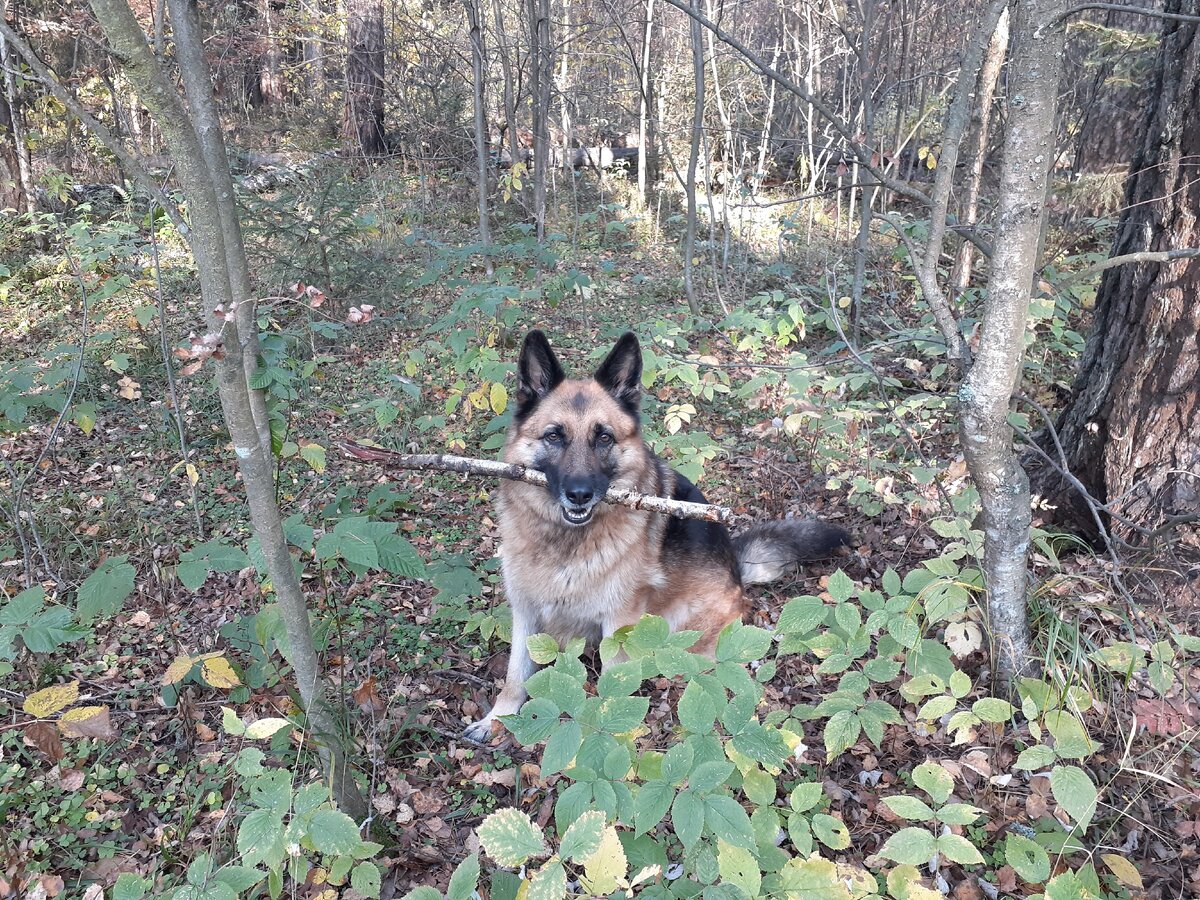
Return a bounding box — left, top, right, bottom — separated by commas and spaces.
563, 479, 595, 506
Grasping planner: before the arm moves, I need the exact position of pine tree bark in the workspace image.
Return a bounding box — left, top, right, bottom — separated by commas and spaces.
1032, 0, 1200, 550
960, 0, 1067, 689
344, 0, 386, 157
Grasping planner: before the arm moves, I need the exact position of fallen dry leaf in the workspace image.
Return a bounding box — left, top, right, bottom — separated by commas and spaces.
353, 676, 386, 714
59, 706, 117, 741
23, 722, 64, 762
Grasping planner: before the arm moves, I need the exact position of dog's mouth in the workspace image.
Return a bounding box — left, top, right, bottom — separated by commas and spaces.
560, 504, 596, 526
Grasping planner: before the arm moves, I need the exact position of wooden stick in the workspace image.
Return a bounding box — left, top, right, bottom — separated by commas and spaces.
337, 440, 734, 523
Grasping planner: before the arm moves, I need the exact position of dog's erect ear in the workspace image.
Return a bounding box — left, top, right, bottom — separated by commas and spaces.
516, 330, 565, 417
594, 332, 642, 416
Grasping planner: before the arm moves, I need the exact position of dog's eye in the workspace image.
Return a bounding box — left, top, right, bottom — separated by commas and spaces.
596, 432, 614, 448
544, 431, 562, 444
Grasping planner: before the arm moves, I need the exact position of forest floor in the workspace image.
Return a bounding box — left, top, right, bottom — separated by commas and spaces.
2, 163, 1199, 900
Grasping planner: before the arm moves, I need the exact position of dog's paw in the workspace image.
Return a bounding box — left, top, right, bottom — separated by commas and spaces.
463, 717, 496, 743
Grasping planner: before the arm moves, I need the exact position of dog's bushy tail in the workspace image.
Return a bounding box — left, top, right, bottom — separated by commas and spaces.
732, 519, 853, 585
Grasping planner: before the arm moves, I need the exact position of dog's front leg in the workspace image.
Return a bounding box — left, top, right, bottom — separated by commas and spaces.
464, 602, 537, 741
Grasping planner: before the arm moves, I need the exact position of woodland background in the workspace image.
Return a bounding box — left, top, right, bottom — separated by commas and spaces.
1, 0, 1199, 898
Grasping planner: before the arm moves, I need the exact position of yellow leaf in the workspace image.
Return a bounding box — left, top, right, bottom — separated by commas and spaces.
468, 386, 489, 410
201, 656, 241, 689
76, 410, 95, 435
23, 682, 80, 717
581, 825, 627, 895
490, 382, 508, 415
926, 155, 937, 170
162, 655, 196, 685
1101, 854, 1143, 889
59, 705, 116, 740
186, 463, 199, 486
245, 718, 291, 740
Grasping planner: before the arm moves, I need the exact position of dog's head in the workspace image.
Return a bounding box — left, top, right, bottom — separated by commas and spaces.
504, 330, 644, 527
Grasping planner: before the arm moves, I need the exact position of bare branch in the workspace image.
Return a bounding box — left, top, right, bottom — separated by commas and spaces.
1050, 2, 1200, 29
337, 441, 734, 523
1050, 247, 1200, 290
655, 0, 934, 209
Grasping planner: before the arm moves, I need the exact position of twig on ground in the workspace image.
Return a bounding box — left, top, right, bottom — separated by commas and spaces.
337, 440, 734, 523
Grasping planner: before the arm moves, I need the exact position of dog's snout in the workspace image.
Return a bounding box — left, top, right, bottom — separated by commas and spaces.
562, 478, 596, 507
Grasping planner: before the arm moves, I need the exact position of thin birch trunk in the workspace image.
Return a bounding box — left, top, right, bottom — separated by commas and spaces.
464, 0, 493, 268
960, 0, 1067, 690
86, 0, 367, 819
637, 0, 656, 204
0, 2, 37, 223
682, 0, 704, 316
950, 6, 1009, 305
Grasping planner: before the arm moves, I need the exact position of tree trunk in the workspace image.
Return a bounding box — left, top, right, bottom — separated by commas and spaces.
682, 0, 704, 316
960, 0, 1067, 690
528, 0, 551, 241
464, 0, 492, 266
344, 0, 386, 158
86, 0, 367, 821
490, 0, 521, 178
0, 3, 37, 220
1033, 0, 1200, 550
637, 0, 655, 204
950, 6, 1009, 306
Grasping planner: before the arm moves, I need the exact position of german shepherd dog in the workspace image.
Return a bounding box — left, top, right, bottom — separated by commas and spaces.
465, 330, 851, 740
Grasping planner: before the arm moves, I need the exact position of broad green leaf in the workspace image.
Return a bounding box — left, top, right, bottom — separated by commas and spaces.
717, 840, 761, 899
1004, 833, 1050, 883
77, 556, 135, 623
1089, 642, 1143, 673
689, 759, 735, 794
113, 873, 153, 900
823, 709, 861, 761
672, 790, 704, 851
541, 721, 582, 776
826, 570, 855, 602
1044, 872, 1095, 900
704, 794, 756, 849
882, 795, 934, 821
936, 833, 983, 865
560, 810, 605, 862
972, 698, 1014, 723
634, 780, 674, 835
916, 695, 956, 721
741, 767, 776, 806
776, 596, 827, 635
935, 803, 982, 825
1050, 764, 1097, 831
596, 696, 649, 733
811, 813, 851, 850
1044, 711, 1096, 759
878, 827, 937, 866
1014, 744, 1056, 771
731, 723, 790, 768
309, 809, 362, 856
1, 587, 45, 625
237, 808, 286, 868
715, 621, 773, 663
525, 859, 566, 900
912, 762, 954, 805
478, 807, 547, 866
678, 680, 718, 732
789, 782, 822, 813
213, 866, 265, 893
526, 634, 560, 664
662, 741, 695, 785
352, 862, 383, 899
